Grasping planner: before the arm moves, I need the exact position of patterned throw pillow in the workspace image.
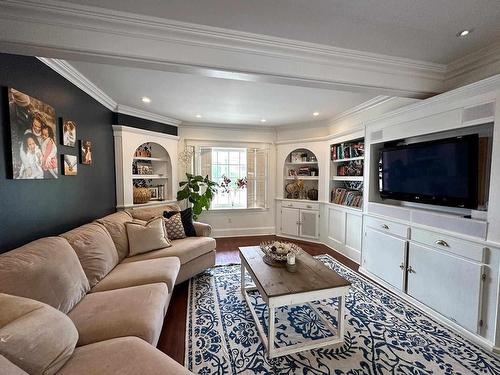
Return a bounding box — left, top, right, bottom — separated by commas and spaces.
163, 212, 186, 240
163, 208, 197, 237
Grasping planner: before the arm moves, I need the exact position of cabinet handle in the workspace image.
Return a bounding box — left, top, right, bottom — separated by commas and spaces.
407, 266, 415, 273
399, 262, 405, 270
435, 239, 450, 247
381, 224, 389, 230
287, 204, 293, 207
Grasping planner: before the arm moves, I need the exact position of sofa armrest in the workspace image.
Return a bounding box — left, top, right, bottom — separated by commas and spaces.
193, 221, 212, 237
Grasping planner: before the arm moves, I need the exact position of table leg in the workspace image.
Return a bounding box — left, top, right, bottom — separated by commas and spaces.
337, 296, 345, 340
268, 305, 275, 358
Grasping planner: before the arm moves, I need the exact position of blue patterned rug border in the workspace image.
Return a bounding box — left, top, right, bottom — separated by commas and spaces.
185, 254, 500, 373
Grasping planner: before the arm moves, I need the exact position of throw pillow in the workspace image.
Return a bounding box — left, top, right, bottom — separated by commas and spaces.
163, 208, 197, 237
163, 212, 187, 240
125, 217, 171, 256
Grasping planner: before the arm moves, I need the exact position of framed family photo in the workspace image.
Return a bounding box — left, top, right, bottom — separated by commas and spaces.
61, 119, 77, 147
8, 88, 59, 179
80, 140, 92, 165
63, 154, 77, 176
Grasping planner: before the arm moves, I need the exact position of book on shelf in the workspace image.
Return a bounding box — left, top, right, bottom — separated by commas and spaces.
331, 188, 363, 208
331, 141, 364, 161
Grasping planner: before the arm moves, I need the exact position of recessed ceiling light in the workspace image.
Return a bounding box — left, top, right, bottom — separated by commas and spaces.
313, 112, 320, 117
457, 29, 473, 37
141, 96, 151, 103
260, 119, 267, 123
195, 114, 202, 118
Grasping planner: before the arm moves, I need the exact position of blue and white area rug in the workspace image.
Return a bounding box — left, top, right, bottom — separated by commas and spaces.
186, 254, 500, 374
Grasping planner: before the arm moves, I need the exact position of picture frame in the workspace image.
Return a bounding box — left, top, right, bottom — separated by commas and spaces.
8, 87, 59, 179
61, 118, 77, 147
136, 161, 153, 175
148, 186, 159, 200
80, 140, 92, 165
62, 154, 77, 176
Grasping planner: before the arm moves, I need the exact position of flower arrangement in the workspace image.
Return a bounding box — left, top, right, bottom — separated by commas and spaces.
236, 177, 247, 189
220, 175, 232, 194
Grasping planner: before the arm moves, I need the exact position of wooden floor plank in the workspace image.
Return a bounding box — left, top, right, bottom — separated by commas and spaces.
156, 235, 359, 365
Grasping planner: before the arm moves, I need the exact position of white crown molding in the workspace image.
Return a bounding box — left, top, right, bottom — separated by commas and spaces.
116, 105, 181, 127
0, 0, 445, 97
326, 95, 393, 125
37, 57, 117, 110
39, 57, 182, 126
112, 125, 179, 140
446, 41, 500, 82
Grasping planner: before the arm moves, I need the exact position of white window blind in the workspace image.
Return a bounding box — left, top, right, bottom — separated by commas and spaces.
194, 146, 268, 209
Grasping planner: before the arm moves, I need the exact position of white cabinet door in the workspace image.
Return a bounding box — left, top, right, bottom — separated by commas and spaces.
363, 227, 407, 290
345, 213, 362, 253
300, 209, 319, 239
328, 207, 345, 245
407, 242, 483, 333
281, 207, 299, 237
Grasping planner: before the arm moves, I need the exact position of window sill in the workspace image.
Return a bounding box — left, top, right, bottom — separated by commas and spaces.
207, 207, 269, 213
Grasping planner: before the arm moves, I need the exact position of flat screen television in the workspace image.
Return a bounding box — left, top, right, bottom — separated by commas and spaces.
379, 135, 478, 209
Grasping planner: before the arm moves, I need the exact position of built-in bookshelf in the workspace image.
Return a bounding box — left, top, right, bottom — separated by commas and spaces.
283, 148, 319, 200
330, 138, 364, 209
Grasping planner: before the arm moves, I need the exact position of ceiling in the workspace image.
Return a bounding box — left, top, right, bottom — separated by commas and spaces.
63, 0, 500, 64
68, 60, 375, 126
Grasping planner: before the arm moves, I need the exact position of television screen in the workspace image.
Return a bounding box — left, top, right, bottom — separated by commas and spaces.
379, 135, 478, 208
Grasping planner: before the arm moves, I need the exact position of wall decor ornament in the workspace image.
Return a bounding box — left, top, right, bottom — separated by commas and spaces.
62, 154, 77, 176
61, 119, 77, 147
8, 88, 59, 179
80, 140, 92, 165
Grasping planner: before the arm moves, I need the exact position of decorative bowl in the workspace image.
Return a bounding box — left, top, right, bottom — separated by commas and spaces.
260, 241, 301, 263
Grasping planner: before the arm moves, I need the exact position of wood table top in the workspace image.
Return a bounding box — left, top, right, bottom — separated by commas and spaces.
239, 246, 350, 298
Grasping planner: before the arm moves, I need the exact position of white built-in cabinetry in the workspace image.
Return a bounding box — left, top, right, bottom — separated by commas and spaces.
279, 200, 320, 240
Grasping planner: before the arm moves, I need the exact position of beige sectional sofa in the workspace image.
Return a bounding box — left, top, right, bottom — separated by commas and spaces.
0, 203, 216, 374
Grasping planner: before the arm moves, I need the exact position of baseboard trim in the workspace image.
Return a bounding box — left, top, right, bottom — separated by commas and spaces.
212, 226, 275, 238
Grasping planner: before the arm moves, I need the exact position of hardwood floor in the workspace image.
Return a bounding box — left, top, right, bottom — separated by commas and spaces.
156, 235, 359, 365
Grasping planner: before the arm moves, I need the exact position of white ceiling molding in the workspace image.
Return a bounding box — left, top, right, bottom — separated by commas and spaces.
326, 96, 393, 125
37, 57, 117, 111
0, 0, 445, 98
444, 41, 500, 90
116, 105, 181, 127
38, 57, 182, 126
112, 125, 179, 140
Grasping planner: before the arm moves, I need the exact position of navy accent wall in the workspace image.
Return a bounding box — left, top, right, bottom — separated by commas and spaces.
0, 53, 116, 253
113, 113, 178, 136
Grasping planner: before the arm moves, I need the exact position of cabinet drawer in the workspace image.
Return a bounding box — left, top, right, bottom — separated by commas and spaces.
364, 216, 409, 238
281, 201, 319, 210
412, 228, 484, 263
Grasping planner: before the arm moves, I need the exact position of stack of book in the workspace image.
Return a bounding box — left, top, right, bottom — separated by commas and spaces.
331, 142, 364, 160
332, 188, 363, 208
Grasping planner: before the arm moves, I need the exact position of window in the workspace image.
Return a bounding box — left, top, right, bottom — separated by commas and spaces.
195, 146, 268, 209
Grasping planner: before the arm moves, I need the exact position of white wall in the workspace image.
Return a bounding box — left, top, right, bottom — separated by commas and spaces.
178, 124, 277, 237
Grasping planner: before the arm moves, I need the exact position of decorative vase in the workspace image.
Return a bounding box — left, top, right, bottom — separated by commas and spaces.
307, 187, 318, 201
133, 187, 151, 204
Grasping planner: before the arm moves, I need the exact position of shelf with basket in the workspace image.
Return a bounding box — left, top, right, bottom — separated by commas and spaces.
132, 142, 171, 205
330, 138, 364, 209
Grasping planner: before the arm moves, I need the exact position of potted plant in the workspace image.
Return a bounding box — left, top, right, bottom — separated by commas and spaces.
177, 173, 219, 220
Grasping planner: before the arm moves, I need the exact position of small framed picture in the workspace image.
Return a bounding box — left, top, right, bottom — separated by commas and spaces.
62, 154, 77, 176
148, 186, 159, 200
137, 161, 153, 175
61, 119, 77, 147
80, 140, 92, 165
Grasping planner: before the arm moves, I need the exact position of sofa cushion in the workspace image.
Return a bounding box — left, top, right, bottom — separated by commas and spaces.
126, 217, 171, 256
0, 294, 78, 375
163, 208, 197, 237
58, 337, 193, 375
96, 211, 133, 261
0, 237, 89, 313
162, 213, 186, 240
121, 236, 216, 265
68, 283, 169, 346
61, 222, 119, 288
91, 257, 180, 293
0, 355, 29, 375
128, 203, 180, 221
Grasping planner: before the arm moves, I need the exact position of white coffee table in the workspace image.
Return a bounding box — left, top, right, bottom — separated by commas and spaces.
239, 246, 350, 358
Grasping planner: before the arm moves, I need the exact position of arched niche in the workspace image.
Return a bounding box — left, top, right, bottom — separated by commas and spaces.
283, 148, 319, 200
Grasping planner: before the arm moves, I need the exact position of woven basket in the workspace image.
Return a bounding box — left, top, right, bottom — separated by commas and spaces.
133, 187, 151, 204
